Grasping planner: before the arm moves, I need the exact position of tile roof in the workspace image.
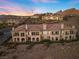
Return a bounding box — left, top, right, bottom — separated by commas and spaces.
14, 25, 26, 32
47, 24, 61, 31
13, 23, 74, 32
27, 24, 43, 31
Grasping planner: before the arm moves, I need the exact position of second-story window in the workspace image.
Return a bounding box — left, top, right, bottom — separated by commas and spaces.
65, 31, 69, 35
14, 32, 19, 36
52, 31, 59, 35
55, 31, 59, 35
36, 32, 39, 35
21, 33, 25, 36
32, 32, 35, 35
31, 32, 39, 35
70, 31, 74, 34
17, 38, 19, 42
52, 32, 54, 35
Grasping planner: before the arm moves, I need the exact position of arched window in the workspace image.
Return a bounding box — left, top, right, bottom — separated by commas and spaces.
65, 37, 68, 40
69, 36, 72, 40
36, 38, 39, 42
32, 38, 35, 41
52, 37, 54, 40
17, 38, 19, 42
14, 38, 16, 42
28, 37, 31, 41
21, 38, 25, 42
55, 31, 59, 35
56, 37, 58, 41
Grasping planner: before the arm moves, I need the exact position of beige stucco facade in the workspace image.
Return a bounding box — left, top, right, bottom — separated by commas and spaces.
11, 24, 77, 43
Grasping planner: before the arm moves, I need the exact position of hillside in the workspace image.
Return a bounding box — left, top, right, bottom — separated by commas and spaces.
62, 15, 79, 32
56, 8, 79, 16
0, 42, 79, 59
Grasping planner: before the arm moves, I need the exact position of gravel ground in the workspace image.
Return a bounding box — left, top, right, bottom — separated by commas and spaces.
0, 41, 79, 59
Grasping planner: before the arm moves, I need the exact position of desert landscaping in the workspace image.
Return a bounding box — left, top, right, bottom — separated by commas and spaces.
0, 41, 79, 59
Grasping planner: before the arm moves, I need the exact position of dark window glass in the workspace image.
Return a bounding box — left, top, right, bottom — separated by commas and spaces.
14, 38, 16, 42
31, 32, 35, 35
17, 38, 19, 41
32, 38, 35, 41
21, 33, 24, 36
31, 32, 39, 35
14, 33, 19, 36
65, 37, 68, 40
36, 32, 39, 35
69, 36, 72, 39
28, 37, 31, 41
70, 31, 74, 34
36, 38, 39, 41
21, 38, 25, 42
52, 32, 54, 35
56, 37, 58, 41
55, 31, 59, 35
52, 37, 54, 40
65, 32, 69, 35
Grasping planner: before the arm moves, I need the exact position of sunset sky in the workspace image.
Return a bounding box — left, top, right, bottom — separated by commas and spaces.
0, 0, 79, 16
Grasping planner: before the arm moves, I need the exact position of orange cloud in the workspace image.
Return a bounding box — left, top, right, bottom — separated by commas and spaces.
0, 6, 34, 16
0, 11, 10, 15
0, 0, 34, 16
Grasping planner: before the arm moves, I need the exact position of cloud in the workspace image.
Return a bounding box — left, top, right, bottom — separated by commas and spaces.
0, 6, 34, 16
32, 0, 58, 3
0, 0, 34, 16
0, 11, 9, 15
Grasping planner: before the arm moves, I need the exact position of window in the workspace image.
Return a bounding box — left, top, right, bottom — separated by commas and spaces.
52, 37, 54, 40
32, 38, 35, 41
70, 31, 74, 34
14, 33, 19, 36
65, 31, 69, 35
36, 32, 39, 35
21, 38, 25, 42
31, 32, 35, 35
36, 38, 39, 42
65, 37, 68, 40
69, 36, 72, 40
17, 38, 19, 41
56, 37, 58, 41
52, 32, 54, 35
21, 33, 24, 36
55, 31, 59, 35
28, 37, 31, 41
14, 38, 16, 42
31, 32, 39, 35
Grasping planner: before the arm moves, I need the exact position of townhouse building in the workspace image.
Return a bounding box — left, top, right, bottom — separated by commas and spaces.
11, 23, 77, 43
42, 14, 63, 21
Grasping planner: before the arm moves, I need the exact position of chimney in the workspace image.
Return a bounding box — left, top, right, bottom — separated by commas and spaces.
12, 27, 15, 31
25, 24, 28, 30
43, 24, 47, 30
72, 25, 75, 29
61, 23, 64, 29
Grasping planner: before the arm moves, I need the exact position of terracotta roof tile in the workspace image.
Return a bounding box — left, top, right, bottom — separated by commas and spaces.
27, 24, 43, 31
47, 24, 61, 30
13, 24, 74, 32
14, 25, 26, 32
